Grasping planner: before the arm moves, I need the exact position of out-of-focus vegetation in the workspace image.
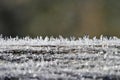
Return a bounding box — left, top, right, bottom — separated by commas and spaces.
0, 0, 120, 37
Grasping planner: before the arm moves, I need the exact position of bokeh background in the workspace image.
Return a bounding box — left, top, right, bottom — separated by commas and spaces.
0, 0, 120, 38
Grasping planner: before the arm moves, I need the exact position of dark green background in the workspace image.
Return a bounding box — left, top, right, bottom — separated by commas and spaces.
0, 0, 120, 38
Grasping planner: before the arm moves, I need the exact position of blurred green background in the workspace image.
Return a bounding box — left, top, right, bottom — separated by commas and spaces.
0, 0, 120, 37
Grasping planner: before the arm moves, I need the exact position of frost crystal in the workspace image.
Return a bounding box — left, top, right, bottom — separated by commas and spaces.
0, 36, 120, 80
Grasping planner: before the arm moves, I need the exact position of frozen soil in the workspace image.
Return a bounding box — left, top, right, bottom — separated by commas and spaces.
0, 37, 120, 80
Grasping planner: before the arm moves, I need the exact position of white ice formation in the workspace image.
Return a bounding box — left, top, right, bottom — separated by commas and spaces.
0, 36, 120, 80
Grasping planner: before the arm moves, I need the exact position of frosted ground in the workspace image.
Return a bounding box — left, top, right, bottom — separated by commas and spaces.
0, 36, 120, 80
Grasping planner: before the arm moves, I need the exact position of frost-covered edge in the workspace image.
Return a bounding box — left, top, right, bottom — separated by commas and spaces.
0, 35, 120, 46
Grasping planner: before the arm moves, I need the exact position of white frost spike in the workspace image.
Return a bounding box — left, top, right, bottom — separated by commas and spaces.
44, 36, 49, 42
100, 35, 103, 40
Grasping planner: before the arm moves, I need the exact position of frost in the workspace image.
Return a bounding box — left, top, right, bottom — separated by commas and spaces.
0, 36, 119, 46
0, 36, 120, 80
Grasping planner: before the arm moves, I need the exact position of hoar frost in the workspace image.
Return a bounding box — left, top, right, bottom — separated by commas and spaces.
0, 36, 120, 80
